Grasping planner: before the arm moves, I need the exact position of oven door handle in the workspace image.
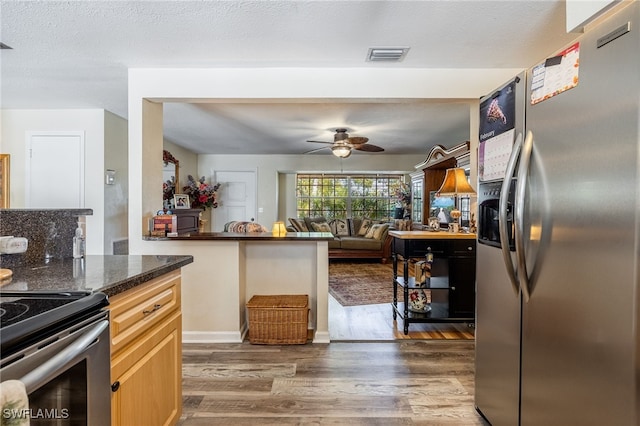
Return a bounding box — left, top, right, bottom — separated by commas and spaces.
20, 319, 109, 394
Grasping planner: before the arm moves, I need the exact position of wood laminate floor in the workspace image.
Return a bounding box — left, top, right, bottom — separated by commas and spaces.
179, 340, 488, 425
328, 294, 475, 341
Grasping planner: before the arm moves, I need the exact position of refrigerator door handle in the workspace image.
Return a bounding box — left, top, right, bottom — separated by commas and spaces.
515, 130, 534, 302
499, 132, 522, 296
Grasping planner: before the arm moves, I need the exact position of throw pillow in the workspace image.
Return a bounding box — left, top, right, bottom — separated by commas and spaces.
224, 221, 269, 233
246, 222, 269, 233
364, 223, 389, 240
311, 221, 332, 233
304, 216, 328, 231
329, 218, 350, 236
357, 217, 374, 237
288, 218, 308, 232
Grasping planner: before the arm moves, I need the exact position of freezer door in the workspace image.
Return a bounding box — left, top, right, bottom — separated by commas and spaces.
521, 3, 640, 425
475, 243, 521, 426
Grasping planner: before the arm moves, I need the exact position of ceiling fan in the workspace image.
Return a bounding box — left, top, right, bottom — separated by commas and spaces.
304, 128, 385, 158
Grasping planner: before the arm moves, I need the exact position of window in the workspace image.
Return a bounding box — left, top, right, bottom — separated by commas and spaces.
296, 174, 405, 220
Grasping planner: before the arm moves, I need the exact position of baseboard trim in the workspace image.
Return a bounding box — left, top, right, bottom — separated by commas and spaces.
183, 331, 243, 343
313, 330, 331, 344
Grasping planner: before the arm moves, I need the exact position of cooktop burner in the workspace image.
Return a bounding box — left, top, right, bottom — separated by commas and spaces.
0, 291, 109, 358
0, 298, 82, 328
0, 302, 30, 325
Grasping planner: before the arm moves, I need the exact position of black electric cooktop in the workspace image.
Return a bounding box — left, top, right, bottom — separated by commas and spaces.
0, 291, 109, 357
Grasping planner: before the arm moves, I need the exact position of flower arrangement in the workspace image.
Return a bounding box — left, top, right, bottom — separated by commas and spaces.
393, 182, 411, 207
163, 177, 176, 202
392, 182, 411, 219
183, 175, 221, 209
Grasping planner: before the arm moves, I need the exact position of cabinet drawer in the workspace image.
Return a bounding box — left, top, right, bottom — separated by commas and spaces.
394, 238, 447, 258
109, 270, 181, 355
450, 240, 476, 255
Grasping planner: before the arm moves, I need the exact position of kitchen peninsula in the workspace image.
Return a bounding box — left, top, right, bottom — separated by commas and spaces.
143, 231, 335, 343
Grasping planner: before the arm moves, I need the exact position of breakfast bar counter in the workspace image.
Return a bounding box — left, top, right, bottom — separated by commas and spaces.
140, 231, 333, 343
145, 231, 335, 241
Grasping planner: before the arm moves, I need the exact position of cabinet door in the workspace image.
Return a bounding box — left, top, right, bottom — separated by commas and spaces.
111, 312, 182, 426
449, 255, 476, 317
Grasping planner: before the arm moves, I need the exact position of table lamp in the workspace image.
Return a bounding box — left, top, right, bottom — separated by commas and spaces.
271, 221, 287, 237
435, 168, 476, 232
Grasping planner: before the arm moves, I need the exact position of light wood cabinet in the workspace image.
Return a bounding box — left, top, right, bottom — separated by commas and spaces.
109, 270, 182, 426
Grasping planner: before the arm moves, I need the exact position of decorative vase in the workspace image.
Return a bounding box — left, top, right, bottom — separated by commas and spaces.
198, 218, 207, 233
408, 288, 431, 313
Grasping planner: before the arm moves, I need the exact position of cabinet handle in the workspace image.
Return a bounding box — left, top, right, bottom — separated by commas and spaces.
143, 303, 162, 315
111, 381, 120, 392
451, 286, 456, 291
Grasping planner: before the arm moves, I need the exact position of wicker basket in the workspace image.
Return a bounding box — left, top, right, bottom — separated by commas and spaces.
246, 294, 309, 345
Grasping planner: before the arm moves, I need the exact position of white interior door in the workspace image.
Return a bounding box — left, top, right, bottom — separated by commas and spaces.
213, 170, 257, 231
26, 132, 85, 208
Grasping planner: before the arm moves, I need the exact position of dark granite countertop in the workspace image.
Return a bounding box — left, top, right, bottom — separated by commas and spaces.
144, 231, 335, 241
0, 255, 194, 297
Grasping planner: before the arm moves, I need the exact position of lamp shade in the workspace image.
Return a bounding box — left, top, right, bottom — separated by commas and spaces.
271, 221, 287, 237
436, 168, 476, 196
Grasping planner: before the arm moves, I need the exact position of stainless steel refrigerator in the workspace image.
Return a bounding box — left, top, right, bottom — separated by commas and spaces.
475, 2, 640, 425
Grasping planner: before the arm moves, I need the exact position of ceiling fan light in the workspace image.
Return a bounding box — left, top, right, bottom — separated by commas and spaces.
331, 145, 352, 158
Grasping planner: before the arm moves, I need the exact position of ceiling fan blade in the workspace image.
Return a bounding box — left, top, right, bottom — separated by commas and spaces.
306, 140, 333, 145
353, 143, 384, 152
303, 146, 331, 154
347, 136, 369, 145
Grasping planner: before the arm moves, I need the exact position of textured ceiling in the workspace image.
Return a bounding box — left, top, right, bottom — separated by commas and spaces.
0, 1, 578, 155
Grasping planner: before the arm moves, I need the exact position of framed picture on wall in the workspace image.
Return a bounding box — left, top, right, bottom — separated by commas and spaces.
429, 191, 455, 227
0, 154, 9, 208
173, 194, 190, 209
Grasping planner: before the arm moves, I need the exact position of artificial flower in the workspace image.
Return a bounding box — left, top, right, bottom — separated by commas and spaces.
183, 175, 221, 209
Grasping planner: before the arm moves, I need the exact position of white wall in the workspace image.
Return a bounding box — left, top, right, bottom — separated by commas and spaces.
198, 153, 420, 227
0, 109, 129, 255
566, 0, 621, 32
1, 109, 105, 254
104, 111, 129, 254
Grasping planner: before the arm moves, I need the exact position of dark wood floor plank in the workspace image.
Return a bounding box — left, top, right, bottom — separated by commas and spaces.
183, 362, 297, 378
193, 394, 411, 416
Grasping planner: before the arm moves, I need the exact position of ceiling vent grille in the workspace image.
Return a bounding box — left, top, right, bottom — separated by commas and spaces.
366, 47, 409, 62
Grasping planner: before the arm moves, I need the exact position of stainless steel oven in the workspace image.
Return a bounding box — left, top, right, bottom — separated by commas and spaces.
0, 291, 110, 425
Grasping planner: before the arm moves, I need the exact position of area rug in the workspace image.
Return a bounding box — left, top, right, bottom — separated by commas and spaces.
329, 261, 395, 306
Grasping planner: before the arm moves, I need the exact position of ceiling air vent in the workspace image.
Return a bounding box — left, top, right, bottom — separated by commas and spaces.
366, 47, 409, 62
